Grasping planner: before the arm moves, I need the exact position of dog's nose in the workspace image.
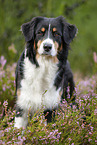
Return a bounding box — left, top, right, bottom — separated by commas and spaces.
43, 43, 52, 52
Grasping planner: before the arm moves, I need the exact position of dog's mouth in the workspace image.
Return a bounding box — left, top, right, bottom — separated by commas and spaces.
41, 51, 52, 56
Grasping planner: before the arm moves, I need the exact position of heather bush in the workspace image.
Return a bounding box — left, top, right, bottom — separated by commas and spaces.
0, 56, 16, 110
0, 58, 97, 144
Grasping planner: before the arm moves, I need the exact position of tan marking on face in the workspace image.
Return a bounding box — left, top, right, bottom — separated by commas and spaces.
41, 27, 45, 32
59, 43, 63, 51
36, 40, 43, 59
37, 40, 42, 49
53, 27, 57, 32
54, 41, 59, 50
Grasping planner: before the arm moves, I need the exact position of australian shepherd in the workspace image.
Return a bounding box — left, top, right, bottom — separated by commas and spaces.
14, 16, 77, 128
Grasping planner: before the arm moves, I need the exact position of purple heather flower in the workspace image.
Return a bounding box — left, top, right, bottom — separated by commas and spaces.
7, 141, 12, 144
0, 131, 4, 137
68, 138, 72, 141
52, 123, 56, 127
17, 112, 20, 115
94, 109, 97, 115
95, 140, 97, 143
18, 136, 21, 140
88, 138, 92, 142
3, 100, 8, 107
90, 126, 94, 131
0, 56, 7, 68
57, 132, 61, 139
89, 132, 92, 135
3, 86, 6, 91
45, 140, 48, 144
49, 132, 53, 135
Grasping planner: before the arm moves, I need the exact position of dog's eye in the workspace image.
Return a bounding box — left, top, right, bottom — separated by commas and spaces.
37, 31, 44, 36
53, 32, 60, 37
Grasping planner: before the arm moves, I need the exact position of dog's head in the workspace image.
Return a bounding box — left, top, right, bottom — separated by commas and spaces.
22, 16, 77, 59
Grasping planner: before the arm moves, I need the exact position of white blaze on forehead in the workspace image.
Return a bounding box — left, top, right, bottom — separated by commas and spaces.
48, 24, 51, 38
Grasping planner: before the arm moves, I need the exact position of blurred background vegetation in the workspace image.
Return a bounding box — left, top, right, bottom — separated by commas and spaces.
0, 0, 97, 75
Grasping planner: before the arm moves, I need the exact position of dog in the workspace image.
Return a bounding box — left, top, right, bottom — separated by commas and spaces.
14, 16, 77, 128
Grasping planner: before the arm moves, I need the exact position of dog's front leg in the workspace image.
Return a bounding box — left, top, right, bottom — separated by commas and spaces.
14, 107, 28, 129
44, 109, 55, 124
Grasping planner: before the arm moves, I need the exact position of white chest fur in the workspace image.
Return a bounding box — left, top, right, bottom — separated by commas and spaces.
17, 56, 61, 114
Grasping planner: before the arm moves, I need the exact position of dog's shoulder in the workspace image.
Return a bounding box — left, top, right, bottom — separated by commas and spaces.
15, 50, 25, 90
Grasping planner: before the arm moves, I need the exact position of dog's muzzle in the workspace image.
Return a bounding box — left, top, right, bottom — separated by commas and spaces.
38, 38, 57, 56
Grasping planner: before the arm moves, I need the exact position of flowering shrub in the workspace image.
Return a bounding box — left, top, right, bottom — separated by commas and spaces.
0, 56, 97, 144
0, 56, 16, 110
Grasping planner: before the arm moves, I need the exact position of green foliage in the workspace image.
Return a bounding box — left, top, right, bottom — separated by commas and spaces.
0, 0, 97, 75
0, 70, 97, 144
0, 95, 97, 144
68, 0, 97, 75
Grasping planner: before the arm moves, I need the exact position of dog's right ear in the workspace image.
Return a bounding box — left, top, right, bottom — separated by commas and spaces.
21, 22, 32, 42
21, 19, 35, 42
21, 17, 43, 42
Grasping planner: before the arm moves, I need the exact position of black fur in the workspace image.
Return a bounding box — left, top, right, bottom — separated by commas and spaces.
15, 16, 77, 125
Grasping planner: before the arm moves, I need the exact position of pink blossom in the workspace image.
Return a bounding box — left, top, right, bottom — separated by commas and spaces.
3, 100, 8, 107
0, 56, 7, 68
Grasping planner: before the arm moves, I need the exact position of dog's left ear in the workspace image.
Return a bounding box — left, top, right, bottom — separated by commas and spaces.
63, 22, 77, 44
21, 17, 43, 42
57, 16, 77, 44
